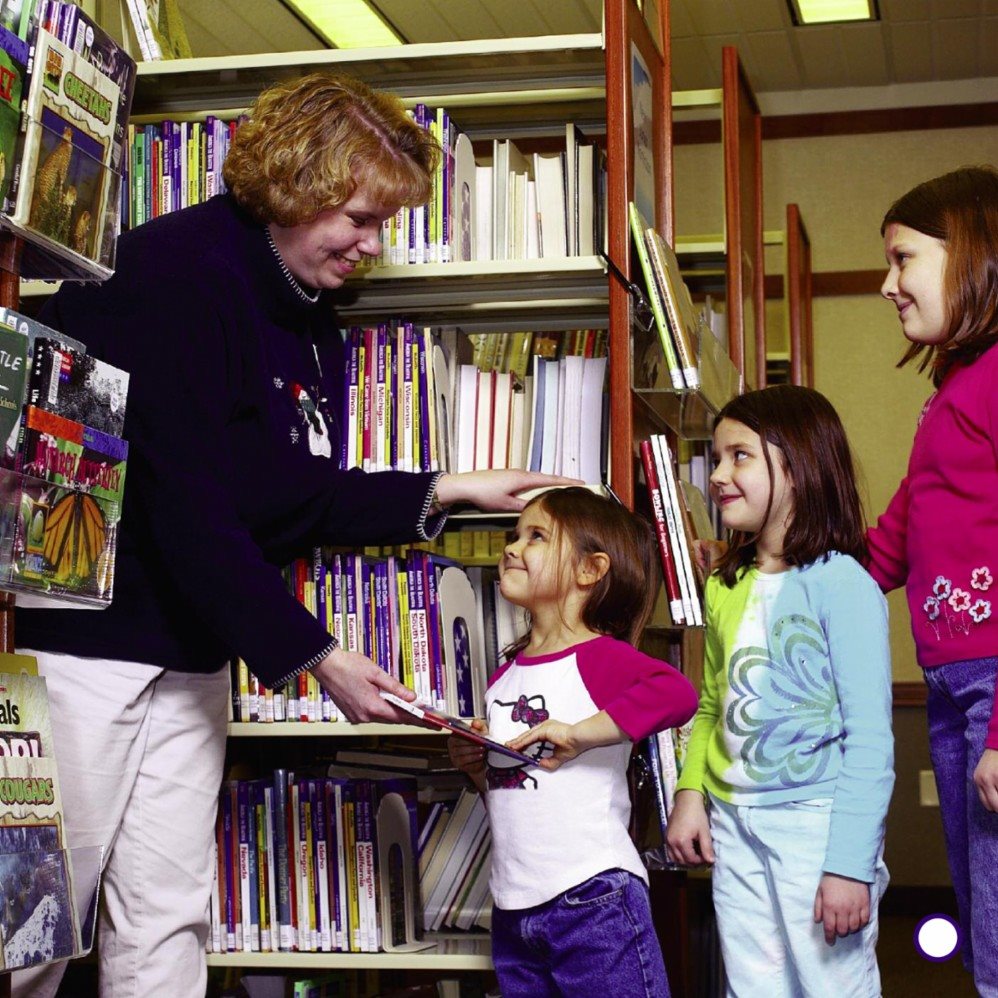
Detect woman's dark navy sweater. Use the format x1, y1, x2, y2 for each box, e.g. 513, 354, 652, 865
15, 194, 439, 686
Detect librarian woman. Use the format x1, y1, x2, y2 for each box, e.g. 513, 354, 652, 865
12, 70, 577, 998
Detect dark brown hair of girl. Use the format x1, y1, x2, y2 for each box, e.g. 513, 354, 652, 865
502, 487, 659, 661
713, 385, 868, 588
881, 165, 998, 387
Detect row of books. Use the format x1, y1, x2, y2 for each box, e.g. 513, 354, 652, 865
210, 771, 422, 955
0, 2, 136, 270
380, 110, 605, 267
124, 116, 242, 229
629, 202, 709, 393
119, 101, 605, 270
468, 328, 608, 377
338, 324, 608, 483
641, 434, 713, 627
232, 550, 526, 726
0, 307, 129, 604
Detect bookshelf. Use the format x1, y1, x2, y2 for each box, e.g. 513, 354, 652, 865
673, 47, 767, 393
124, 2, 747, 993
786, 203, 814, 388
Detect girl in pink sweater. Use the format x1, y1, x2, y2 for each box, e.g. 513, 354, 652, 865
871, 166, 998, 995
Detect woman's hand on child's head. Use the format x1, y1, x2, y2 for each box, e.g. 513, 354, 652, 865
447, 719, 488, 792
813, 874, 870, 945
664, 790, 715, 866
506, 719, 579, 771
973, 748, 998, 812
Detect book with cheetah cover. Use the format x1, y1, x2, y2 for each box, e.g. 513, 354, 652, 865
9, 27, 120, 265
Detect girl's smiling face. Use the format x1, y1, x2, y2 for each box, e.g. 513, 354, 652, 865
499, 503, 572, 613
881, 222, 950, 346
710, 418, 794, 561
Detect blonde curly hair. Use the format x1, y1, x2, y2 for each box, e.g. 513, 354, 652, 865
223, 72, 440, 226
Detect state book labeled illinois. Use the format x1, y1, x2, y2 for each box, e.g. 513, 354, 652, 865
10, 28, 120, 264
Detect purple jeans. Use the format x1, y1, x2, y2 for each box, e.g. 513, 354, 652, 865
491, 869, 670, 997
925, 656, 998, 997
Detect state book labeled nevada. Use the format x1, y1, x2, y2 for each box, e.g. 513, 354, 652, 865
11, 28, 120, 264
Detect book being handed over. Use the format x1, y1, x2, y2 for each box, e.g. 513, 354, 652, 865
379, 691, 538, 766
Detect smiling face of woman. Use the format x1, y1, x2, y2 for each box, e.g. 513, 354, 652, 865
267, 185, 398, 291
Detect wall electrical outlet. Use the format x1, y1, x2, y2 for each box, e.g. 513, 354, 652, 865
919, 769, 940, 807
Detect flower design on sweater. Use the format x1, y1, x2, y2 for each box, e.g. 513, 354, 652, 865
726, 613, 837, 788
922, 570, 991, 638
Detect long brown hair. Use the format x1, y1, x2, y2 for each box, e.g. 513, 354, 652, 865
713, 386, 868, 587
503, 487, 658, 660
881, 166, 998, 386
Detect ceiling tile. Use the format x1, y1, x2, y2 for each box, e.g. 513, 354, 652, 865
795, 27, 847, 88
880, 0, 934, 22
684, 0, 739, 36
885, 20, 935, 82
671, 35, 721, 89
742, 30, 802, 91
839, 22, 890, 86
934, 18, 982, 79
934, 0, 982, 18
375, 0, 460, 42
669, 0, 699, 39
731, 0, 787, 33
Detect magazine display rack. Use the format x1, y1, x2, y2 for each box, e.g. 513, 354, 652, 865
0, 844, 103, 974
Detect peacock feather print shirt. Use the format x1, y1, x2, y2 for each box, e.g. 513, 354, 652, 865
676, 553, 894, 884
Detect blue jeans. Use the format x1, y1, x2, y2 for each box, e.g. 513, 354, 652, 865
491, 869, 670, 997
925, 656, 998, 997
710, 795, 887, 998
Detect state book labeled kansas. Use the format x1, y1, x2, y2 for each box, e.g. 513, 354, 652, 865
10, 28, 120, 264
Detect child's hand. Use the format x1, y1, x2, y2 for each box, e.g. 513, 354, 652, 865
506, 710, 628, 771
665, 790, 715, 866
813, 874, 870, 945
973, 748, 998, 812
447, 719, 488, 793
506, 719, 579, 771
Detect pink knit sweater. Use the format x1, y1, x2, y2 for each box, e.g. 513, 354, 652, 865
867, 343, 998, 748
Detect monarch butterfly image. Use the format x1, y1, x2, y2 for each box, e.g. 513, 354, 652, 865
41, 489, 107, 584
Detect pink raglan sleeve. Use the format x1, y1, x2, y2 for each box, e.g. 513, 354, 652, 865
866, 475, 911, 594
577, 639, 698, 742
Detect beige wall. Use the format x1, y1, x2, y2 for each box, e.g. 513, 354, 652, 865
676, 124, 998, 682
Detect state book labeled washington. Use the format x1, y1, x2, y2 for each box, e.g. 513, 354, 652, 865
10, 28, 120, 264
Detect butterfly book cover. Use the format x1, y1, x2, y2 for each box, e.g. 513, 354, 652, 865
3, 475, 119, 603
9, 26, 120, 265
28, 337, 128, 437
